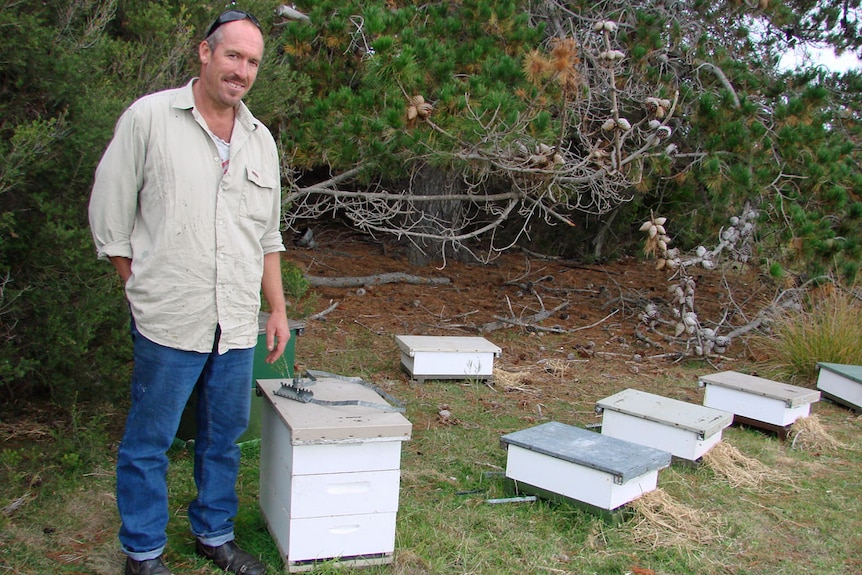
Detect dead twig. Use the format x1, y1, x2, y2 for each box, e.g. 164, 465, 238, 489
306, 300, 339, 321
569, 309, 619, 333
643, 352, 685, 361
353, 319, 385, 336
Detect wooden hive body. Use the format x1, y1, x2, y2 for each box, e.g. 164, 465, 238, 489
596, 388, 733, 461
258, 377, 412, 572
698, 371, 820, 431
501, 421, 671, 511
816, 362, 862, 412
395, 335, 501, 382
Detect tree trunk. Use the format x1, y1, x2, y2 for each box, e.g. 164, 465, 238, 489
406, 164, 468, 266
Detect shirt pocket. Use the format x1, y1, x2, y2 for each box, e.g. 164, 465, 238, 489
240, 166, 278, 225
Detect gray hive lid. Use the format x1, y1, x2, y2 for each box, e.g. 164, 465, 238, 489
596, 388, 733, 438
698, 371, 820, 408
258, 377, 412, 444
395, 335, 501, 357
501, 421, 671, 483
817, 362, 862, 384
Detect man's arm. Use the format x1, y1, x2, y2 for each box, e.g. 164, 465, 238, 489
111, 256, 132, 284
261, 251, 290, 363
89, 107, 143, 264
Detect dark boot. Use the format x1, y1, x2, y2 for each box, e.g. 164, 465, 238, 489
124, 556, 172, 575
195, 540, 266, 575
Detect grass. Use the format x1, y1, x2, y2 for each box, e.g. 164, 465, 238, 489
750, 287, 862, 385
3, 321, 862, 575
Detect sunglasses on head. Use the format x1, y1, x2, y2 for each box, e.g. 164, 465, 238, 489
205, 9, 261, 38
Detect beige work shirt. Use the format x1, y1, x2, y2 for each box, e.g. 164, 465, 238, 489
89, 79, 285, 354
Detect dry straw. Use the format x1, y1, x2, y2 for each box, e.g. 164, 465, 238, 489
493, 367, 527, 388
629, 488, 724, 549
788, 415, 845, 451
492, 368, 541, 395
701, 441, 783, 489
542, 358, 569, 378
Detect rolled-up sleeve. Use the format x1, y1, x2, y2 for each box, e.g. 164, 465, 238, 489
89, 107, 146, 261
261, 139, 285, 256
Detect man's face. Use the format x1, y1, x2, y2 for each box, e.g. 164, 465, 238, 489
198, 19, 264, 110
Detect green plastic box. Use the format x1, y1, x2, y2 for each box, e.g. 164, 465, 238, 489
175, 313, 303, 445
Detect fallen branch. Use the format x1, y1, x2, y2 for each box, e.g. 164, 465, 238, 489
479, 302, 569, 333
306, 300, 339, 321
643, 352, 685, 361
504, 275, 555, 290
306, 272, 451, 288
634, 325, 664, 347
354, 319, 386, 336
2, 492, 31, 516
489, 319, 567, 333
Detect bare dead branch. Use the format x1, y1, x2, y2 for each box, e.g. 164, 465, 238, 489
479, 302, 570, 333
306, 272, 451, 288
694, 60, 741, 108
305, 300, 339, 321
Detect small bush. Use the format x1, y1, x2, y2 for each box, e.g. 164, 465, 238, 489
751, 287, 862, 385
48, 402, 111, 475
281, 261, 310, 302
282, 260, 322, 320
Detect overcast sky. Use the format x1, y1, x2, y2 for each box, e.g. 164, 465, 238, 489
780, 45, 862, 72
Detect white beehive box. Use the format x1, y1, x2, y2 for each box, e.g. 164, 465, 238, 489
501, 421, 671, 511
698, 371, 820, 430
596, 388, 732, 462
816, 362, 862, 412
258, 377, 412, 572
395, 335, 501, 383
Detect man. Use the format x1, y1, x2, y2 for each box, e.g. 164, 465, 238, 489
89, 10, 288, 575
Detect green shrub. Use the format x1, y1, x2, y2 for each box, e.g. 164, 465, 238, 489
282, 261, 310, 302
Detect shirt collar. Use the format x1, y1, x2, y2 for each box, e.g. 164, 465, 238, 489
175, 78, 259, 132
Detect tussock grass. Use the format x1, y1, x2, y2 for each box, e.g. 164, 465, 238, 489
751, 287, 862, 384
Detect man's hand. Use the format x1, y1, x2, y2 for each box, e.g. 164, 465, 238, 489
261, 252, 290, 363
264, 309, 290, 364
110, 256, 132, 284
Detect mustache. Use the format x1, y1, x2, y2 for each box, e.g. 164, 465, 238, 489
224, 75, 247, 87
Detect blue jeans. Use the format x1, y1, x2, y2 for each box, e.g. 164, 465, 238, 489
117, 322, 254, 560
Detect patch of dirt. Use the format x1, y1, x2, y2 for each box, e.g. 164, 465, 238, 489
285, 227, 771, 407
